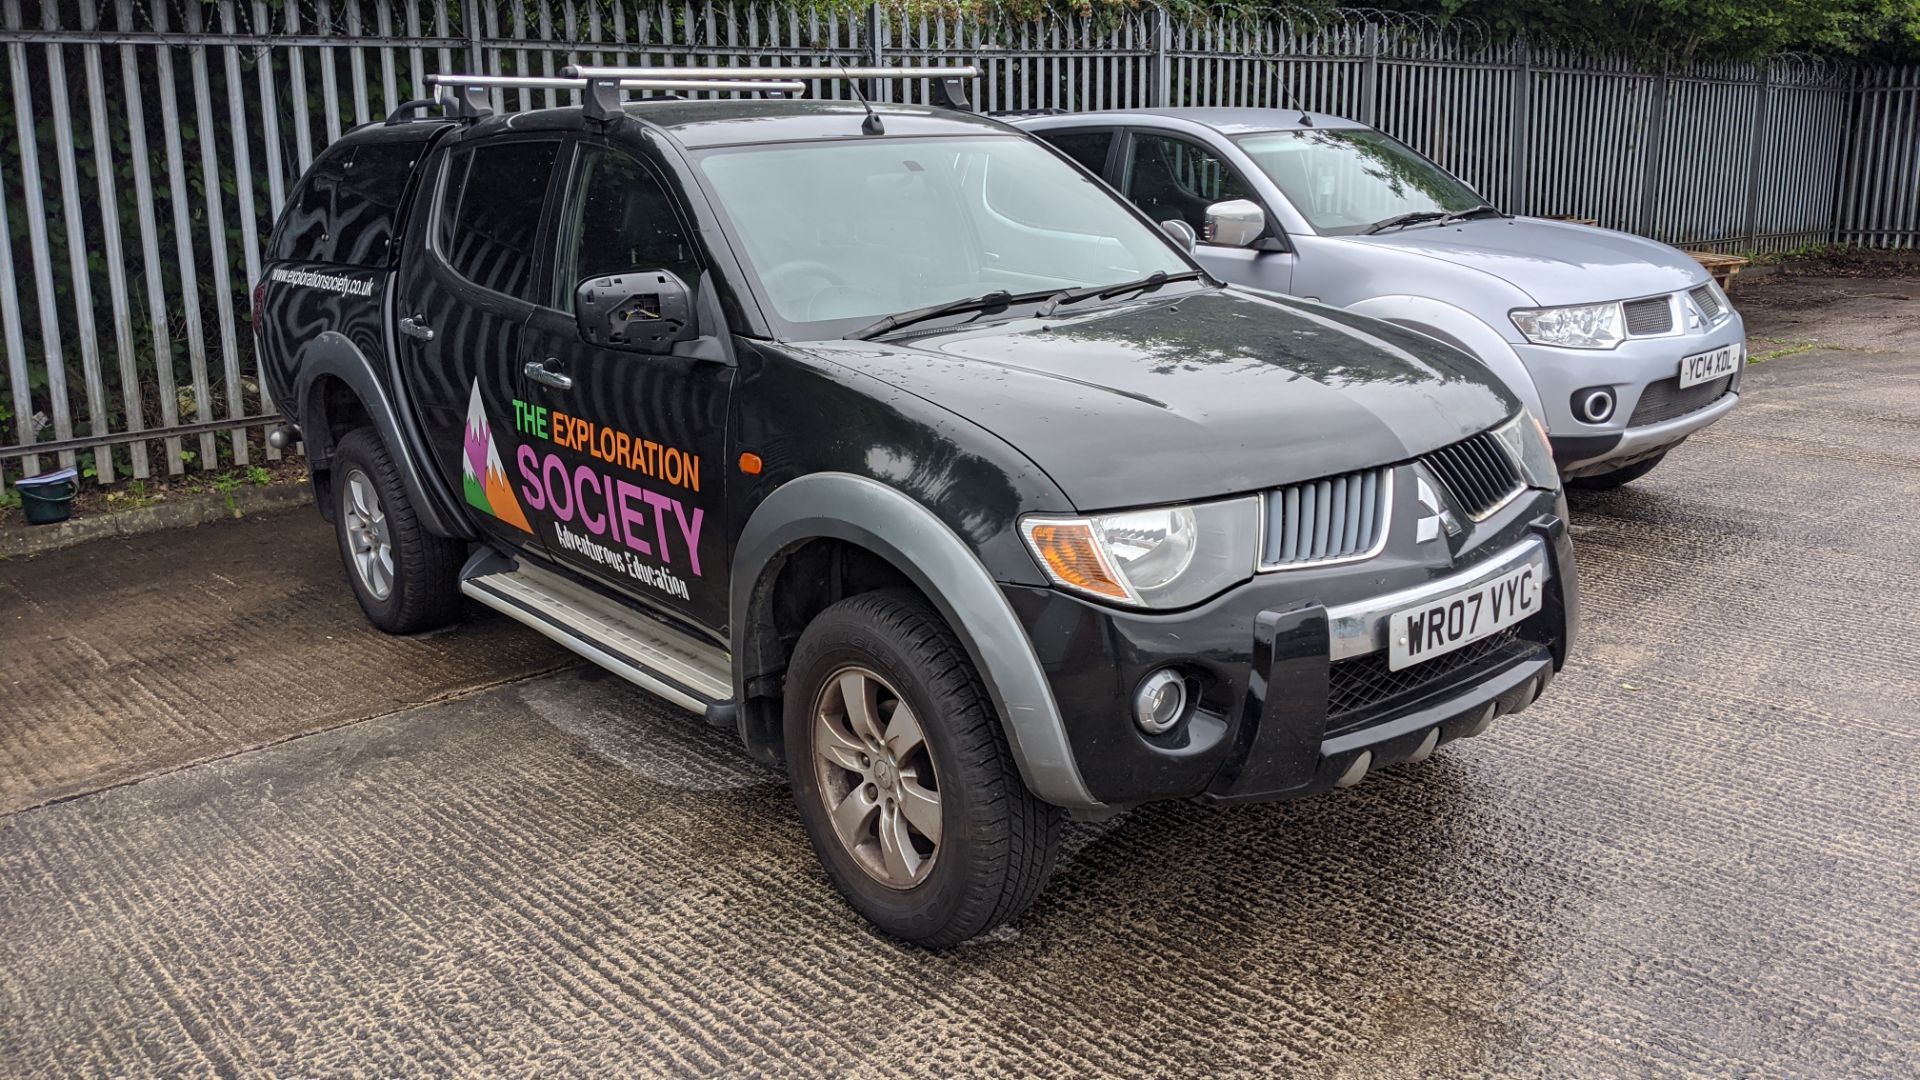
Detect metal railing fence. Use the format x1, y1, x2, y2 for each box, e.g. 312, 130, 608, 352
1, 0, 1916, 486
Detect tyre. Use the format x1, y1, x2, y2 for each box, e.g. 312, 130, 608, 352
331, 427, 465, 634
1567, 450, 1666, 491
784, 589, 1063, 946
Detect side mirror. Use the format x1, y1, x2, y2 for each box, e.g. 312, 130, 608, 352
1204, 199, 1266, 248
1159, 219, 1198, 253
575, 269, 697, 354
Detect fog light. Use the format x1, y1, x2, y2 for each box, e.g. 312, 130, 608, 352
1133, 669, 1187, 735
1572, 387, 1616, 424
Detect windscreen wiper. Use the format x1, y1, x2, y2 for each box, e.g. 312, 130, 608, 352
1365, 211, 1448, 234
1039, 269, 1203, 317
1434, 204, 1505, 227
847, 289, 1039, 341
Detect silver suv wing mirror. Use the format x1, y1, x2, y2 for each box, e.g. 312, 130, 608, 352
1159, 219, 1198, 253
1204, 199, 1266, 248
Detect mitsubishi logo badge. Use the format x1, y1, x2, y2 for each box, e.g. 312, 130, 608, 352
1416, 477, 1461, 544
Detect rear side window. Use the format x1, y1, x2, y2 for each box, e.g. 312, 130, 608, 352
1045, 130, 1114, 177
439, 140, 560, 301
269, 139, 424, 267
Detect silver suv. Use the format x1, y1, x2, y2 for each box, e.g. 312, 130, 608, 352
1015, 108, 1744, 488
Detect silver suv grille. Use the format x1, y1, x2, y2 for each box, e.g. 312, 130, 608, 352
1261, 467, 1391, 570
1689, 284, 1724, 321
1420, 431, 1524, 520
1623, 296, 1674, 335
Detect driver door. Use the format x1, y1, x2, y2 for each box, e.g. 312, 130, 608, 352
516, 138, 734, 635
1120, 130, 1294, 295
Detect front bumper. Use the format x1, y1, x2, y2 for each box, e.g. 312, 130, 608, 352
1003, 496, 1579, 806
1515, 315, 1745, 474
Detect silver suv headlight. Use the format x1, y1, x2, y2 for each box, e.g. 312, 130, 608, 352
1491, 411, 1560, 490
1511, 302, 1624, 349
1021, 497, 1262, 610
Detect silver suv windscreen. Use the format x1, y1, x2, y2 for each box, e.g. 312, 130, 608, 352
1235, 129, 1486, 236
696, 135, 1191, 338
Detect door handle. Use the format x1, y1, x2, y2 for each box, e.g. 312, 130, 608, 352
524, 358, 573, 391
398, 315, 434, 341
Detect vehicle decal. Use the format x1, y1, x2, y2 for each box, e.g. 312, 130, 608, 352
508, 398, 706, 583
462, 382, 534, 532
268, 266, 376, 298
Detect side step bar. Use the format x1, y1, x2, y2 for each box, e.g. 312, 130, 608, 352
460, 550, 736, 723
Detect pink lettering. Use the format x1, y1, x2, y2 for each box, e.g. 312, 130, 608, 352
574, 465, 606, 536
542, 455, 573, 521
613, 480, 653, 557
516, 444, 546, 511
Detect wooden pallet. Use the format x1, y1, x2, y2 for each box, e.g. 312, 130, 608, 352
1687, 251, 1750, 287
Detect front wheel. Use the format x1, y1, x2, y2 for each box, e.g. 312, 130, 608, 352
1567, 450, 1666, 491
784, 590, 1062, 947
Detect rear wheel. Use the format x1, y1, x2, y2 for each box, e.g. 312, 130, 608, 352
331, 427, 464, 634
784, 590, 1062, 947
1568, 450, 1666, 490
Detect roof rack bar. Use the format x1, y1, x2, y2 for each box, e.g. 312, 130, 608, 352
423, 73, 807, 93
559, 64, 981, 81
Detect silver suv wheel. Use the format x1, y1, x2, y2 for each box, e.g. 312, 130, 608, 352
341, 468, 394, 600
810, 665, 943, 889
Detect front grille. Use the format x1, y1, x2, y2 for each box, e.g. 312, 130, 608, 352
1629, 373, 1735, 426
1262, 467, 1390, 569
1419, 431, 1524, 519
1623, 296, 1674, 336
1326, 623, 1540, 729
1689, 284, 1724, 321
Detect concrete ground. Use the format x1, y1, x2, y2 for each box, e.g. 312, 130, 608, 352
2, 275, 1917, 1077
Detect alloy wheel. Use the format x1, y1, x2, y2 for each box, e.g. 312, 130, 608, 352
342, 468, 394, 600
811, 666, 944, 889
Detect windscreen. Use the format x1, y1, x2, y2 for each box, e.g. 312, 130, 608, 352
697, 135, 1189, 336
1235, 129, 1486, 235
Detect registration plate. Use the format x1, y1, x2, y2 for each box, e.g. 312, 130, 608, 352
1677, 344, 1740, 389
1388, 560, 1543, 671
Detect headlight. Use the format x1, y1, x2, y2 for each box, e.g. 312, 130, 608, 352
1490, 411, 1560, 490
1511, 302, 1624, 349
1021, 497, 1261, 609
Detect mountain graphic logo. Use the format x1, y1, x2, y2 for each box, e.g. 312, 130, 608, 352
462, 382, 532, 533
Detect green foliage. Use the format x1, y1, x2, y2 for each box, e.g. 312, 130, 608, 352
247, 465, 272, 487
1373, 0, 1920, 61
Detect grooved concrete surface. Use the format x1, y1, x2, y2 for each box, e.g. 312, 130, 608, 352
2, 277, 1917, 1077
0, 512, 574, 812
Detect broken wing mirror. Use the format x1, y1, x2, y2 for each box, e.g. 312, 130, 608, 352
574, 269, 697, 355
1204, 199, 1267, 248
1160, 219, 1198, 253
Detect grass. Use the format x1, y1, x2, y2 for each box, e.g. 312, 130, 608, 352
1748, 341, 1821, 364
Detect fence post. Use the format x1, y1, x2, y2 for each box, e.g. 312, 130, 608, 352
1361, 21, 1380, 127
1741, 62, 1773, 252
1509, 37, 1530, 216
1636, 61, 1670, 238
463, 0, 481, 72
1153, 5, 1170, 108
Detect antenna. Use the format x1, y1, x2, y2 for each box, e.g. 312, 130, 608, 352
843, 67, 884, 135
1261, 59, 1313, 126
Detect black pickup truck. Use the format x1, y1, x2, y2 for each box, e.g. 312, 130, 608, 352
256, 67, 1579, 946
